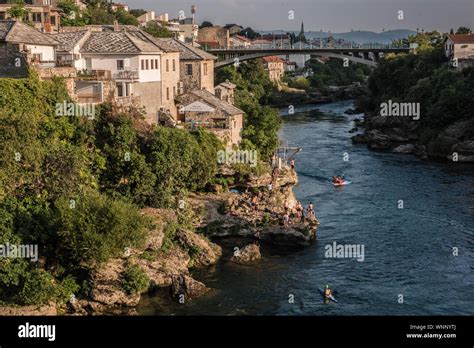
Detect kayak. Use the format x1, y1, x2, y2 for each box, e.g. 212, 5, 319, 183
318, 288, 338, 303
333, 180, 351, 187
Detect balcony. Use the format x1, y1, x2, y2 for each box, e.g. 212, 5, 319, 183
77, 69, 112, 81
113, 70, 139, 81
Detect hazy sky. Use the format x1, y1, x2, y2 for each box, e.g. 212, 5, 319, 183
125, 0, 473, 32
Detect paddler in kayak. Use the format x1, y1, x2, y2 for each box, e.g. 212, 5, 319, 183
324, 285, 332, 299
332, 176, 344, 185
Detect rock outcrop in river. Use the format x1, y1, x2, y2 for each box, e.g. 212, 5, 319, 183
351, 113, 474, 162
190, 165, 319, 247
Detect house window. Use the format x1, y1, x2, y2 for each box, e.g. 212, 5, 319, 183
173, 86, 176, 98
166, 59, 169, 72
172, 59, 176, 71
0, 12, 5, 20
116, 83, 124, 97
166, 87, 170, 100
155, 59, 159, 70
186, 64, 193, 76
203, 63, 208, 76
145, 60, 149, 70
50, 15, 56, 25
32, 13, 42, 22
150, 59, 154, 69
141, 60, 145, 70
117, 60, 124, 70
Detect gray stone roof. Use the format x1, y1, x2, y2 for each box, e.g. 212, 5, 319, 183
176, 89, 243, 117
216, 81, 237, 90
152, 38, 217, 60
54, 24, 215, 60
80, 31, 161, 54
50, 30, 89, 52
0, 20, 57, 46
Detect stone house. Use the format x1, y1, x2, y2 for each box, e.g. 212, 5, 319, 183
175, 88, 243, 146
198, 26, 230, 49
214, 80, 236, 105
0, 20, 57, 77
152, 38, 217, 94
52, 26, 165, 123
0, 0, 60, 33
262, 56, 285, 82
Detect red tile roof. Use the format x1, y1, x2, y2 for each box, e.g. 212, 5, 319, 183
447, 34, 474, 44
262, 56, 285, 63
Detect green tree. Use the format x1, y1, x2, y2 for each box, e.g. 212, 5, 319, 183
57, 0, 88, 26
6, 0, 30, 21
216, 60, 282, 158
129, 9, 147, 18
114, 8, 138, 26
456, 26, 472, 34
200, 21, 213, 28
239, 27, 261, 39
143, 21, 174, 38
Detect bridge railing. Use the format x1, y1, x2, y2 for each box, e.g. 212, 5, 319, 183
208, 42, 410, 51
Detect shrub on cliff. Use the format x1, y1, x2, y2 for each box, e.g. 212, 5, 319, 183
120, 264, 150, 295
50, 191, 149, 268
94, 108, 156, 207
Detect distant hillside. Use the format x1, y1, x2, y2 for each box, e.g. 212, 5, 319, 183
260, 29, 417, 44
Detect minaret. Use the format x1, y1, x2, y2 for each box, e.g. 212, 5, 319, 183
191, 5, 196, 25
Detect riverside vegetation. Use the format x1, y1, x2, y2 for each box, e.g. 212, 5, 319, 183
354, 29, 474, 161
0, 63, 287, 314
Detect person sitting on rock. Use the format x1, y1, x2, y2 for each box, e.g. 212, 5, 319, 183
307, 202, 315, 220
283, 213, 290, 229
290, 159, 295, 170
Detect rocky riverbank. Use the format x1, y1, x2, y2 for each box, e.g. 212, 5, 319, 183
0, 164, 316, 316
350, 110, 474, 162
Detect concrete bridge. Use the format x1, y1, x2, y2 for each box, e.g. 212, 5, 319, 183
207, 47, 410, 68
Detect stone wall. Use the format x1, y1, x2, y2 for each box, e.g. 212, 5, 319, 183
198, 27, 230, 48
180, 59, 215, 94
36, 66, 77, 99
132, 81, 162, 124
0, 43, 28, 78
161, 51, 180, 119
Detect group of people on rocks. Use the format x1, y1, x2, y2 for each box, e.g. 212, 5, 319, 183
282, 201, 317, 229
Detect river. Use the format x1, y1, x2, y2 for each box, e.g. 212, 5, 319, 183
137, 100, 474, 316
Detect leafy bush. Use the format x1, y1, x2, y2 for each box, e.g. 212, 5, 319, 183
147, 128, 221, 207
120, 264, 149, 295
51, 191, 149, 268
